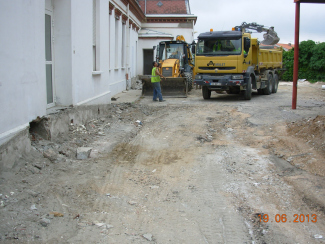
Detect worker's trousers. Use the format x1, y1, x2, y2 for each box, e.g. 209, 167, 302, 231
152, 82, 163, 101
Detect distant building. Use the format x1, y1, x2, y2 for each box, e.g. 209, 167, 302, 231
138, 0, 197, 74
275, 43, 294, 51
260, 43, 294, 51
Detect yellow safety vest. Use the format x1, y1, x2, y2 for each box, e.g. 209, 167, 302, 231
151, 67, 160, 83
213, 43, 221, 52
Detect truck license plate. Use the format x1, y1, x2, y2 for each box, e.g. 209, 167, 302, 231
210, 82, 219, 86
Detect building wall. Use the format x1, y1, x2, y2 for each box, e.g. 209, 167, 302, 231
142, 22, 195, 42
0, 0, 194, 145
54, 0, 73, 105
0, 1, 47, 143
138, 39, 161, 74
70, 0, 111, 106
0, 0, 142, 145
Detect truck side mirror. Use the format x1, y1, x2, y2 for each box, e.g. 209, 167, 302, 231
191, 45, 195, 54
244, 37, 251, 55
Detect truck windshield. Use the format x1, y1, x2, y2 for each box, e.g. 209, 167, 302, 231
159, 43, 184, 65
196, 38, 242, 56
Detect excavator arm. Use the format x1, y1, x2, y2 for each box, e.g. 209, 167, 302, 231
234, 22, 280, 45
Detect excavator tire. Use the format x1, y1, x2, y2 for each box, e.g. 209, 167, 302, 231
184, 72, 193, 92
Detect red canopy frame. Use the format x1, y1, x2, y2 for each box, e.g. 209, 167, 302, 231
292, 0, 325, 109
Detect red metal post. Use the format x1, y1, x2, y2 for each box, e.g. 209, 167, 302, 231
292, 2, 300, 109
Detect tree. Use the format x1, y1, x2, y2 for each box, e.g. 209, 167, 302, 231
310, 42, 325, 71
281, 49, 294, 81
280, 40, 325, 82
299, 40, 315, 67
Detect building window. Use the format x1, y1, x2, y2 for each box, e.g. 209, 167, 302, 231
45, 1, 55, 108
115, 16, 119, 68
109, 3, 114, 70
122, 23, 125, 67
92, 0, 99, 71
108, 10, 111, 69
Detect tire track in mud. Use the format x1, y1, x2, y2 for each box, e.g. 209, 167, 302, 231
131, 106, 252, 243
89, 105, 210, 242
79, 106, 195, 242
103, 106, 247, 243
187, 149, 251, 244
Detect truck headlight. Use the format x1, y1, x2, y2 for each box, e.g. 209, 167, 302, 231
232, 75, 243, 80
196, 75, 202, 80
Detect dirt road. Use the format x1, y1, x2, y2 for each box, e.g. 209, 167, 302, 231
1, 81, 325, 243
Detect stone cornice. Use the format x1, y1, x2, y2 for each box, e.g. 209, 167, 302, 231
139, 36, 173, 40
110, 0, 145, 26
109, 2, 114, 15
127, 0, 146, 22
146, 16, 197, 25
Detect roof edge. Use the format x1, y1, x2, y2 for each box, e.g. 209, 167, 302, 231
146, 14, 197, 18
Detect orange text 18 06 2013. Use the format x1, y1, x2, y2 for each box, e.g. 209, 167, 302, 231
258, 214, 317, 223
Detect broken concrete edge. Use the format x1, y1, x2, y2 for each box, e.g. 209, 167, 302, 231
0, 104, 117, 170
0, 128, 32, 170
33, 104, 114, 141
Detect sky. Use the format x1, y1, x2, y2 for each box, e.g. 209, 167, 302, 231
189, 0, 325, 44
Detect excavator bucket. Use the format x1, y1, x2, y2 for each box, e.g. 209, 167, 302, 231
261, 32, 280, 45
140, 75, 188, 98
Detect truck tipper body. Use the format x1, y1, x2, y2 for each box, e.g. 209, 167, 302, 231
193, 29, 283, 100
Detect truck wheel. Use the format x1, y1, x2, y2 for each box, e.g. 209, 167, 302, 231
263, 74, 273, 95
184, 72, 193, 91
272, 74, 279, 93
226, 90, 234, 94
227, 87, 240, 94
257, 89, 264, 95
202, 86, 211, 99
243, 77, 252, 100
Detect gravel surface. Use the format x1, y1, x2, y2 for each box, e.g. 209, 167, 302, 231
0, 81, 325, 243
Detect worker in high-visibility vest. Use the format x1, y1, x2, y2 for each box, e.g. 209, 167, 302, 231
212, 41, 221, 52
151, 61, 166, 102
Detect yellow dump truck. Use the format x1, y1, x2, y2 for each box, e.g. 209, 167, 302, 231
193, 22, 283, 100
141, 35, 195, 97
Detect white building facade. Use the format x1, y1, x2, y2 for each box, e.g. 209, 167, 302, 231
0, 0, 144, 144
0, 0, 197, 146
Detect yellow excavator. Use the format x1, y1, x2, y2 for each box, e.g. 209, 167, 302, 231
140, 35, 195, 97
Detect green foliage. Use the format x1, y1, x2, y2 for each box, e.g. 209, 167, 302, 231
281, 40, 325, 82
310, 42, 325, 71
281, 49, 294, 81
299, 40, 315, 67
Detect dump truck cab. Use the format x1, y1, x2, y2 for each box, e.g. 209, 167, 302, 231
194, 30, 252, 77
194, 27, 282, 100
